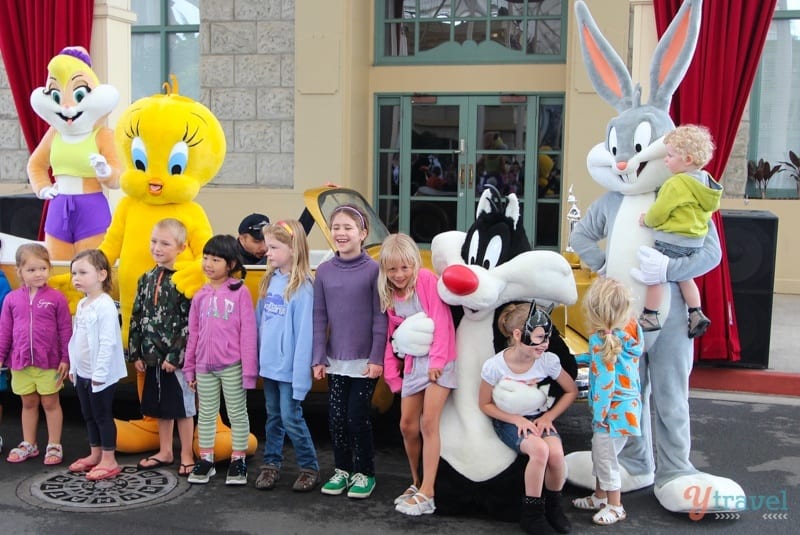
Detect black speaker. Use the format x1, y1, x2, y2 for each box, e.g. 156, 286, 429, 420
0, 194, 45, 240
720, 209, 778, 368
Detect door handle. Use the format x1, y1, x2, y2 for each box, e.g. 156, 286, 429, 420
468, 163, 474, 188
459, 164, 465, 188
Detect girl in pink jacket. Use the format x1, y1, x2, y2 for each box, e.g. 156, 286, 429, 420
184, 235, 258, 486
0, 244, 71, 465
379, 233, 457, 516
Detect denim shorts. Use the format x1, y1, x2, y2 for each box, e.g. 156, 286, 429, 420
492, 416, 560, 453
654, 240, 700, 259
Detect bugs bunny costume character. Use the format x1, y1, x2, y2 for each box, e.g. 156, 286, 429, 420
565, 0, 744, 514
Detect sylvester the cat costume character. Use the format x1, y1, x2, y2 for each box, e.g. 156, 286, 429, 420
390, 186, 577, 520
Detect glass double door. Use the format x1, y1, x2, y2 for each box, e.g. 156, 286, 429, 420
375, 94, 564, 249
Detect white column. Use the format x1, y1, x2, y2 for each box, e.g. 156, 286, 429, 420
92, 0, 136, 209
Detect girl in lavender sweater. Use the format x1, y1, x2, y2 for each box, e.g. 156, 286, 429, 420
312, 204, 387, 499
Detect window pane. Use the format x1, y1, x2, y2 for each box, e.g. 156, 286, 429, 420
132, 0, 161, 25
378, 152, 400, 196
490, 19, 523, 51
377, 0, 565, 63
539, 102, 563, 150
168, 32, 200, 100
131, 33, 163, 100
384, 0, 417, 19
453, 20, 488, 45
168, 0, 200, 25
526, 0, 563, 17
420, 21, 453, 51
537, 153, 561, 198
453, 1, 479, 18
378, 104, 401, 149
536, 202, 559, 247
754, 17, 800, 194
526, 19, 562, 55
384, 22, 415, 56
412, 105, 460, 151
378, 198, 400, 234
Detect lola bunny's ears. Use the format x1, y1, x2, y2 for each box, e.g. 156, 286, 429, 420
574, 0, 702, 113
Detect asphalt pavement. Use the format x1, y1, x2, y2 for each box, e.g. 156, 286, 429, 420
0, 387, 797, 535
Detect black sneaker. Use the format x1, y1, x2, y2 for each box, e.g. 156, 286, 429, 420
226, 458, 247, 486
188, 459, 216, 484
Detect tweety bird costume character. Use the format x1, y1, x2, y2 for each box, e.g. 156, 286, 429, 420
106, 78, 256, 458
27, 46, 121, 260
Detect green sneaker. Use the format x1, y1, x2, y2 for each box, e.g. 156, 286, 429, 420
347, 472, 376, 499
320, 468, 350, 495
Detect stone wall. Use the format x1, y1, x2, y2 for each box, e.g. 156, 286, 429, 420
201, 0, 295, 188
0, 50, 29, 185
0, 0, 296, 190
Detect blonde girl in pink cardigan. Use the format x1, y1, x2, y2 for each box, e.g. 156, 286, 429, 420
379, 233, 457, 516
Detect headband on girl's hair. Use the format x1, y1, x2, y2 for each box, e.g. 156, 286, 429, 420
277, 220, 293, 236
332, 205, 366, 230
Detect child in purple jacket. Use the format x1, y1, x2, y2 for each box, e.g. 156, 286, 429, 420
0, 244, 71, 465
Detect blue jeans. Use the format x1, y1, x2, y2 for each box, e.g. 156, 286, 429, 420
263, 378, 319, 471
492, 416, 560, 453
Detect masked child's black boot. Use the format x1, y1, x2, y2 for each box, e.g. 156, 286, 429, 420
520, 496, 555, 535
544, 488, 572, 533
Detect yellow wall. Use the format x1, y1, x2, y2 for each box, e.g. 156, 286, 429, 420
4, 0, 798, 293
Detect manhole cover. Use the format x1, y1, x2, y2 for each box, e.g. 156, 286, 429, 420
19, 466, 188, 512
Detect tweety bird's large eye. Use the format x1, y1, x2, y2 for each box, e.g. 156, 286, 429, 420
131, 137, 148, 172
168, 141, 188, 175
73, 86, 90, 103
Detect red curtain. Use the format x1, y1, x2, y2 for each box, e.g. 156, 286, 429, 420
654, 0, 777, 361
0, 0, 95, 237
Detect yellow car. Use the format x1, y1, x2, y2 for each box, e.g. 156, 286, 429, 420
1, 185, 588, 409
244, 185, 411, 414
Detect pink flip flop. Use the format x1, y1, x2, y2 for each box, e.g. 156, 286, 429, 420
68, 458, 98, 473
86, 465, 122, 481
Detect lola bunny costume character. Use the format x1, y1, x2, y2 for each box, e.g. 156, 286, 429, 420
565, 0, 744, 514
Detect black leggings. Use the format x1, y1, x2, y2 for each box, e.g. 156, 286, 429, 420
75, 375, 117, 450
327, 374, 377, 476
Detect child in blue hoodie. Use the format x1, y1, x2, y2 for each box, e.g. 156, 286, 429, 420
254, 220, 319, 492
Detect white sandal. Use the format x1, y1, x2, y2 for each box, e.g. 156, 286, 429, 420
393, 484, 419, 505
572, 493, 607, 510
395, 492, 436, 516
593, 504, 627, 525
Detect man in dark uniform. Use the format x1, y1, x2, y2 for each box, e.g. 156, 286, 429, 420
237, 213, 269, 265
